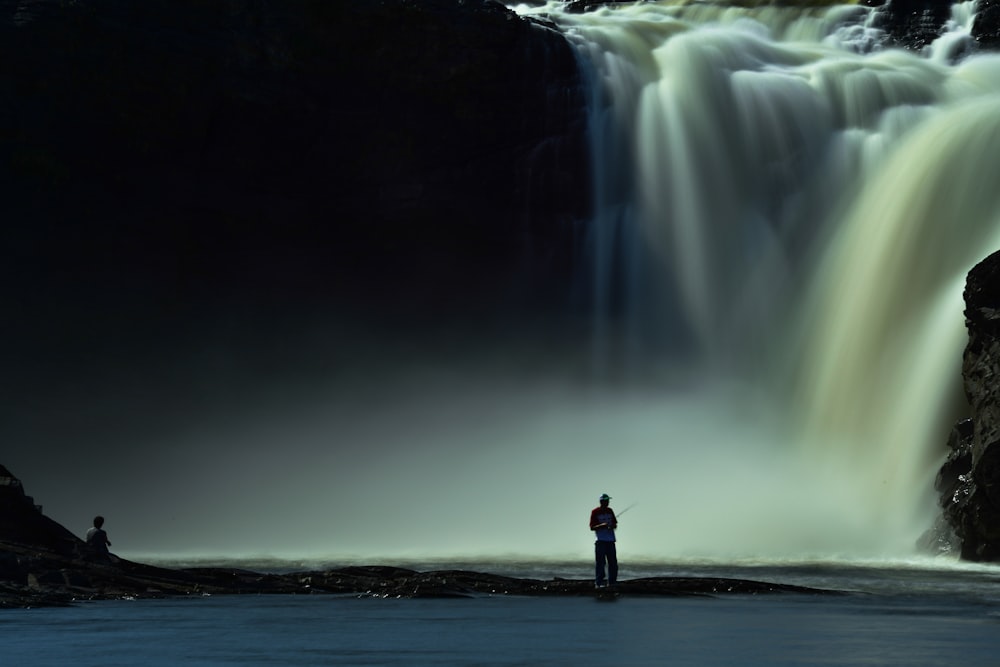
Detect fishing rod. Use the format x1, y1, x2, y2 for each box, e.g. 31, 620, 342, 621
616, 502, 637, 518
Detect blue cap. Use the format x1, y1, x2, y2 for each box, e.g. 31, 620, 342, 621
599, 493, 611, 501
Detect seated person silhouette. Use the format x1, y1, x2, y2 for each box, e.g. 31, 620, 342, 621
85, 515, 113, 561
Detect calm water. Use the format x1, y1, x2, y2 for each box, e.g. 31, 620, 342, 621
4, 562, 1000, 666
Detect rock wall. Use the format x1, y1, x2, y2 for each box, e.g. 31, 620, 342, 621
974, 0, 1000, 49
2, 0, 590, 234
931, 251, 1000, 561
0, 0, 591, 409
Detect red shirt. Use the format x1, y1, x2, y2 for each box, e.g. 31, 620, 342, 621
590, 505, 617, 541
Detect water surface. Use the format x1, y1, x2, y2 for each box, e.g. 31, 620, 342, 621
6, 562, 1000, 666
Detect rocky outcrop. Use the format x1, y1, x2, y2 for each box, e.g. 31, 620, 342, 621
867, 0, 952, 51
0, 465, 839, 607
973, 0, 1000, 50
284, 567, 832, 598
868, 0, 999, 53
0, 548, 837, 608
0, 465, 81, 555
929, 251, 1000, 561
564, 0, 638, 14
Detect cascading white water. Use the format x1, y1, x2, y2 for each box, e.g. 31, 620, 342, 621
515, 0, 1000, 558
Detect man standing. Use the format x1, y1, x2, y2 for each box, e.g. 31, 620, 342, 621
590, 493, 618, 587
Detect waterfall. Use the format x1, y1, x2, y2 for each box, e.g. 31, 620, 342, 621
514, 1, 1000, 558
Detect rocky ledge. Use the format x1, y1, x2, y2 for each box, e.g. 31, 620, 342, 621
926, 250, 1000, 561
0, 553, 837, 608
0, 466, 836, 607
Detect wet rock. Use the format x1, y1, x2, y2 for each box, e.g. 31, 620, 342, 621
870, 0, 950, 51
302, 569, 834, 599
935, 419, 974, 509
564, 0, 640, 14
930, 251, 1000, 561
0, 546, 842, 608
973, 0, 1000, 50
865, 0, 1000, 54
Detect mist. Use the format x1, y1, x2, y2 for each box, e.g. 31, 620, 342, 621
5, 328, 942, 562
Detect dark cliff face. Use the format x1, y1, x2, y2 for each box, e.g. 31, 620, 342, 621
973, 0, 1000, 49
931, 251, 1000, 561
2, 0, 589, 304
0, 0, 590, 424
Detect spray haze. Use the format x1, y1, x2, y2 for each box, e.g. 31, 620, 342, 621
78, 356, 897, 561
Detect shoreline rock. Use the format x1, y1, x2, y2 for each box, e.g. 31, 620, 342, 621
0, 549, 840, 608
0, 466, 839, 608
928, 250, 1000, 561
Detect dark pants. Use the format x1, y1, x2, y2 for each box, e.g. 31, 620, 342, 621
595, 540, 617, 586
